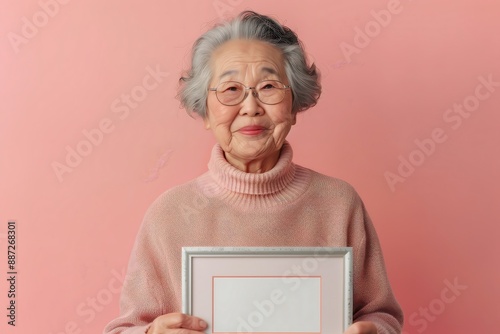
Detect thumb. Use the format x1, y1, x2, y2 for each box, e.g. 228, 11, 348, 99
173, 313, 207, 330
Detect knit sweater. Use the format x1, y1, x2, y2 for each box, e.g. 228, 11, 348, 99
103, 142, 403, 334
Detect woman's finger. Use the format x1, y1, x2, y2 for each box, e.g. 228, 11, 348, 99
156, 313, 207, 330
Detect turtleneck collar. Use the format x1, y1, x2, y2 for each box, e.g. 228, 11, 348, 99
208, 141, 295, 195
200, 141, 311, 209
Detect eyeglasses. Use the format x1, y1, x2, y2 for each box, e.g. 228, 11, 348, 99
208, 80, 291, 106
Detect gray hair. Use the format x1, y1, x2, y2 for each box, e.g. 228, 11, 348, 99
178, 11, 321, 117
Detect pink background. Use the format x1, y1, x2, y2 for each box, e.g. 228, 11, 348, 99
1, 0, 499, 333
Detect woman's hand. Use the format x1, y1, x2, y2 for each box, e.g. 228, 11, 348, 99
147, 313, 207, 334
343, 321, 378, 334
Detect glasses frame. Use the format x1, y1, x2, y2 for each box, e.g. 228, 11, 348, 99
208, 80, 291, 106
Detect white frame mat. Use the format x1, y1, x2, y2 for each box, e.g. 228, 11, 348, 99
182, 247, 352, 334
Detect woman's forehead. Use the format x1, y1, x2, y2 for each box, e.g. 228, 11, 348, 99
211, 39, 285, 77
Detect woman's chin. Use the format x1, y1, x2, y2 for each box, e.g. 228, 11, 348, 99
230, 140, 274, 157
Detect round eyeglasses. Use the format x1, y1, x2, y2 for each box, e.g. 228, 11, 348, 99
208, 80, 291, 106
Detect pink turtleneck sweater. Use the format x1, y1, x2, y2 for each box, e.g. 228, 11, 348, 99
103, 142, 403, 334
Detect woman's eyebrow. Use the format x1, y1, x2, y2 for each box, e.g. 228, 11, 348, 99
218, 67, 279, 80
260, 67, 278, 75
219, 70, 238, 79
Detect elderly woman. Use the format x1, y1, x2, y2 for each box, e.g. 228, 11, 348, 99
104, 11, 403, 334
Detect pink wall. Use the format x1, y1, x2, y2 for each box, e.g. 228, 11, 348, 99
1, 0, 499, 333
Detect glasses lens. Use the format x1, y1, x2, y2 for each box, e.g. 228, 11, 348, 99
256, 80, 286, 104
216, 81, 245, 105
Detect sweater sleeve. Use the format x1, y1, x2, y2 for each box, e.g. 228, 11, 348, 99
350, 199, 404, 334
103, 211, 171, 334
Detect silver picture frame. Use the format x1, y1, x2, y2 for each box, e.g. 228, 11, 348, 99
182, 247, 353, 334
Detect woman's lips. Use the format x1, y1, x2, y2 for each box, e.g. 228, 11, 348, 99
238, 125, 266, 135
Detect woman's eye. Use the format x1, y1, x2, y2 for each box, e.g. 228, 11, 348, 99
261, 83, 275, 90
220, 85, 239, 93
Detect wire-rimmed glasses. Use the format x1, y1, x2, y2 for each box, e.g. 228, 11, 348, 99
208, 80, 291, 106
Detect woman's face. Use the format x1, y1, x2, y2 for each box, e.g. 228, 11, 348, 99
204, 39, 295, 172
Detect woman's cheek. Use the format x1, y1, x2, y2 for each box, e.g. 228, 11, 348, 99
274, 124, 291, 140
216, 124, 233, 146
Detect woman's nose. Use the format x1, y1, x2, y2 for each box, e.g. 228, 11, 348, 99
239, 89, 264, 116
